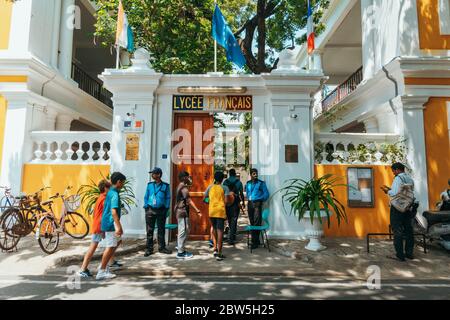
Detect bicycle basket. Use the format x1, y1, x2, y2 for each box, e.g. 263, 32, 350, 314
65, 195, 81, 211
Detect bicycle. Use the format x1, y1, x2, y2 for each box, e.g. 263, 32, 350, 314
0, 187, 49, 252
36, 186, 90, 254
0, 186, 16, 214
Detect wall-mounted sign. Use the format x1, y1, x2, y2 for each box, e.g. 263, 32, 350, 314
347, 167, 374, 208
285, 145, 299, 163
172, 95, 252, 112
125, 134, 140, 161
122, 120, 144, 133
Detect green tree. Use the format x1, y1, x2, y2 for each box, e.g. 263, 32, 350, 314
93, 0, 329, 74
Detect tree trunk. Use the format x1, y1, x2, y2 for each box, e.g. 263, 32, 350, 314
256, 0, 267, 74
235, 0, 281, 74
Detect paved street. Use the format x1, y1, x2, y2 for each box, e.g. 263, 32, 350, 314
0, 274, 449, 300
0, 233, 449, 300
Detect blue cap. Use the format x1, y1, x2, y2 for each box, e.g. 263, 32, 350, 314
149, 167, 162, 175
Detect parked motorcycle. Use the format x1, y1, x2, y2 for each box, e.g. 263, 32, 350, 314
415, 204, 450, 251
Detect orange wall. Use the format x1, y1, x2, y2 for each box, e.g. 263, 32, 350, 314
315, 165, 394, 238
405, 78, 450, 86
0, 0, 13, 49
423, 98, 450, 207
21, 164, 111, 228
417, 0, 450, 50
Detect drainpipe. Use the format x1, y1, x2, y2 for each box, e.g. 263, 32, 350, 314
381, 56, 401, 115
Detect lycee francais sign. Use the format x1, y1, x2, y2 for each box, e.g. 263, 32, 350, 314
172, 95, 252, 112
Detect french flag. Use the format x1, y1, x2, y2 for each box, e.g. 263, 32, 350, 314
307, 0, 315, 55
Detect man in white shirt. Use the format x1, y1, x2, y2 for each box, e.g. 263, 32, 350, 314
439, 179, 450, 210
381, 163, 415, 261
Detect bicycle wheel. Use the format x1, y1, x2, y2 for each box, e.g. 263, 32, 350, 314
64, 212, 89, 239
37, 216, 59, 254
0, 196, 14, 214
23, 207, 43, 235
0, 208, 22, 251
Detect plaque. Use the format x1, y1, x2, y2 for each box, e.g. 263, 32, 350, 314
125, 134, 140, 161
285, 145, 299, 163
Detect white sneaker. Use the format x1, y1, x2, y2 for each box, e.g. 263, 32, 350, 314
96, 269, 116, 281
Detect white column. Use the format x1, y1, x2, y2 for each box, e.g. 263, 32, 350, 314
51, 0, 62, 69
0, 93, 33, 195
56, 114, 74, 131
45, 109, 58, 131
100, 49, 163, 238
400, 96, 430, 211
58, 0, 75, 79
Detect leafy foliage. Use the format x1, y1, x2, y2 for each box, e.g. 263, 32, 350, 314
278, 174, 348, 228
77, 172, 137, 215
93, 0, 329, 74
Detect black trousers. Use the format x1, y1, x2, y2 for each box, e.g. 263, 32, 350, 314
248, 201, 262, 245
226, 203, 240, 242
390, 206, 414, 258
145, 207, 167, 251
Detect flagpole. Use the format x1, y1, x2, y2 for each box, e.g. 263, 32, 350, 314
214, 0, 217, 72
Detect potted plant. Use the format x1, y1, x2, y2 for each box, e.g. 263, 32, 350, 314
77, 172, 137, 216
280, 174, 348, 251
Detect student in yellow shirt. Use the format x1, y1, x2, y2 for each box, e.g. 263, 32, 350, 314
204, 171, 230, 261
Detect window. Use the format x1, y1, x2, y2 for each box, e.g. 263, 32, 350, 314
439, 0, 450, 35
347, 167, 374, 208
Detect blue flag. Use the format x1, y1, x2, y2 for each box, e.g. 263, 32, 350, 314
212, 5, 246, 68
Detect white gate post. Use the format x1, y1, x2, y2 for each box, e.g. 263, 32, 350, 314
260, 49, 326, 239
100, 49, 163, 238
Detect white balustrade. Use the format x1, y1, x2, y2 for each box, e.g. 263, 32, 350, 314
314, 133, 404, 165
29, 131, 112, 164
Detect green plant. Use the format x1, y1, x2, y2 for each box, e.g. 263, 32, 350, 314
279, 174, 348, 228
77, 172, 137, 215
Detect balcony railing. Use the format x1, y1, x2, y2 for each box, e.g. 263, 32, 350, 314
30, 131, 112, 164
71, 62, 113, 108
321, 66, 363, 113
314, 132, 404, 165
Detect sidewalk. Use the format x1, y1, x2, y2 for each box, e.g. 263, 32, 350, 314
1, 234, 449, 280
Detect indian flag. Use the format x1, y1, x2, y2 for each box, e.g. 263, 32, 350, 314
115, 0, 134, 52
307, 0, 315, 55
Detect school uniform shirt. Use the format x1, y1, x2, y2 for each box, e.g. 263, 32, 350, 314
144, 181, 170, 209
101, 187, 121, 232
204, 184, 229, 219
245, 179, 269, 202
91, 193, 106, 234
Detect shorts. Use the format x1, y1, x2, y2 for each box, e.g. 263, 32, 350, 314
91, 233, 103, 243
103, 232, 121, 248
210, 218, 225, 231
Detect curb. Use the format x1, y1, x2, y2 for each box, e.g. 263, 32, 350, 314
92, 270, 363, 279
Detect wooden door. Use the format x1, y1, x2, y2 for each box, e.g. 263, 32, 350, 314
172, 113, 214, 240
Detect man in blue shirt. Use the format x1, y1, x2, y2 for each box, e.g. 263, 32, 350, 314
144, 167, 172, 256
245, 168, 269, 249
97, 172, 126, 280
